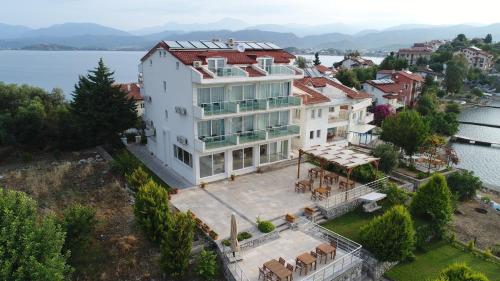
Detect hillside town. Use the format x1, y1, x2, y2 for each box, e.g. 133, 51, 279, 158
1, 26, 500, 281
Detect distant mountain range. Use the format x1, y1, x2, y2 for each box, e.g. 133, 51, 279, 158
1, 21, 499, 52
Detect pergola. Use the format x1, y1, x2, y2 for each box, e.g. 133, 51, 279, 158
297, 144, 380, 187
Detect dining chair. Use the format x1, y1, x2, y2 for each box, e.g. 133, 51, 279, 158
279, 257, 286, 265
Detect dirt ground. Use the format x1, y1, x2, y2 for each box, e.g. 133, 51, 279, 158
0, 149, 162, 281
452, 191, 500, 251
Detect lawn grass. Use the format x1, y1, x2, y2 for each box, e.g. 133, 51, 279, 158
386, 241, 500, 281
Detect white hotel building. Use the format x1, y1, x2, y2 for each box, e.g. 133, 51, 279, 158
139, 40, 304, 185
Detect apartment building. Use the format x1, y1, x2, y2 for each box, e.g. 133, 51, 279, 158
139, 40, 304, 185
366, 70, 424, 107
292, 76, 374, 148
397, 45, 433, 66
458, 46, 494, 71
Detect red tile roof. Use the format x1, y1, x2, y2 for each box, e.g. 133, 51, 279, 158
298, 77, 371, 99
118, 83, 142, 101
196, 68, 213, 79
293, 81, 330, 105
398, 46, 433, 53
394, 71, 424, 82
366, 80, 403, 94
244, 66, 265, 77
140, 41, 295, 65
314, 64, 331, 73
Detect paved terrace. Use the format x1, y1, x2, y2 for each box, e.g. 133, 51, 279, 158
171, 163, 361, 238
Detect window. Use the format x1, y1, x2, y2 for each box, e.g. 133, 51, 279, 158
176, 62, 180, 70
163, 81, 167, 92
260, 140, 288, 164
294, 109, 301, 119
256, 111, 289, 129
318, 109, 322, 118
230, 84, 256, 101
329, 107, 335, 113
198, 119, 225, 138
197, 87, 225, 105
316, 130, 321, 138
310, 131, 314, 139
258, 82, 289, 99
165, 109, 168, 119
311, 109, 315, 119
199, 152, 225, 178
149, 59, 152, 66
174, 145, 192, 168
231, 116, 254, 133
257, 57, 273, 72
232, 147, 253, 170
207, 58, 225, 73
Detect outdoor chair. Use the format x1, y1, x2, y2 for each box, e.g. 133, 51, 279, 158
295, 259, 305, 275
258, 267, 268, 280
294, 182, 304, 193
330, 240, 337, 248
310, 190, 318, 201
310, 251, 318, 258
279, 257, 286, 265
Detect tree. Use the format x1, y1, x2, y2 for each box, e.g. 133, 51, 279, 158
445, 102, 461, 114
335, 69, 361, 89
352, 66, 378, 84
296, 56, 307, 69
445, 55, 468, 94
471, 88, 483, 97
433, 263, 489, 281
484, 34, 493, 44
359, 205, 415, 262
417, 92, 439, 116
126, 166, 151, 192
195, 250, 218, 281
313, 52, 321, 66
411, 174, 453, 238
379, 52, 409, 70
0, 189, 71, 280
373, 143, 400, 173
427, 112, 459, 136
71, 59, 137, 147
380, 182, 410, 206
447, 170, 483, 201
373, 104, 393, 126
160, 211, 195, 278
422, 134, 446, 174
381, 110, 429, 159
59, 204, 97, 264
134, 179, 171, 243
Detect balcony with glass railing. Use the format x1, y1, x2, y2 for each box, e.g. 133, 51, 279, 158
238, 99, 268, 112
267, 124, 300, 139
210, 66, 247, 77
268, 96, 301, 109
265, 65, 295, 75
238, 130, 267, 144
198, 134, 238, 150
198, 102, 238, 116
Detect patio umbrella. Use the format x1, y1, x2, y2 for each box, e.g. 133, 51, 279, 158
230, 213, 240, 256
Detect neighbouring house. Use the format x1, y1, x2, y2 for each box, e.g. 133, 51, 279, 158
335, 55, 375, 69
292, 76, 374, 148
118, 83, 144, 116
139, 39, 304, 185
365, 70, 424, 107
397, 44, 433, 66
302, 64, 336, 79
458, 46, 494, 71
314, 64, 335, 77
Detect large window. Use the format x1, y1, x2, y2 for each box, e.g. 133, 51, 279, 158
259, 140, 288, 164
198, 119, 225, 138
257, 57, 273, 72
256, 111, 289, 130
230, 84, 256, 101
258, 82, 290, 99
207, 58, 225, 73
174, 145, 192, 168
197, 87, 225, 105
231, 116, 254, 133
232, 147, 253, 170
200, 152, 225, 178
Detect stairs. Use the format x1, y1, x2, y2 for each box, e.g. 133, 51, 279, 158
304, 205, 328, 224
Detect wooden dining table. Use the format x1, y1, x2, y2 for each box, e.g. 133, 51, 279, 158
297, 179, 313, 192
263, 259, 292, 281
308, 167, 322, 178
323, 173, 339, 184
316, 243, 337, 263
315, 187, 330, 198
297, 252, 317, 275
339, 179, 355, 191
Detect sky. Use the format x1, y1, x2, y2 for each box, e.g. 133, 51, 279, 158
3, 0, 500, 30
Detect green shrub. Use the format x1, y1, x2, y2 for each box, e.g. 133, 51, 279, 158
411, 174, 453, 238
381, 182, 411, 206
373, 143, 400, 173
467, 240, 475, 252
134, 179, 171, 243
222, 239, 231, 246
415, 224, 433, 251
360, 205, 416, 262
257, 218, 275, 233
491, 245, 500, 258
417, 171, 426, 179
60, 203, 97, 260
237, 231, 252, 241
110, 150, 141, 176
447, 170, 482, 201
125, 166, 151, 192
433, 263, 490, 281
352, 164, 382, 183
195, 249, 218, 281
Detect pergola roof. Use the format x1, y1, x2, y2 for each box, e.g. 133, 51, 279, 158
302, 144, 379, 170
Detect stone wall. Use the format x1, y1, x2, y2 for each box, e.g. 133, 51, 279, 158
332, 261, 363, 281
360, 249, 397, 281
319, 199, 363, 219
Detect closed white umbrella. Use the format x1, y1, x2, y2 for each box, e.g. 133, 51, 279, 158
230, 213, 240, 256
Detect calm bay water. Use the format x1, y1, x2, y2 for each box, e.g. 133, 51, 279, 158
0, 50, 497, 189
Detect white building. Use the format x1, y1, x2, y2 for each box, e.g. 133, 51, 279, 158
458, 46, 494, 71
336, 56, 375, 70
292, 77, 374, 148
139, 40, 304, 185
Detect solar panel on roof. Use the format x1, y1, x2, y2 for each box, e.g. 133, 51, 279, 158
177, 41, 195, 48
256, 42, 271, 49
265, 42, 281, 49
201, 41, 220, 48
190, 41, 208, 48
240, 42, 253, 49
247, 42, 263, 49
213, 41, 229, 48
165, 41, 182, 48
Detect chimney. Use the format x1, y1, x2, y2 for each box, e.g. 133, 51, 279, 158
227, 38, 235, 47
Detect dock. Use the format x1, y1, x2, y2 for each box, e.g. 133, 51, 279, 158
451, 135, 500, 147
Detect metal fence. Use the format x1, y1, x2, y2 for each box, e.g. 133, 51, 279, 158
317, 177, 388, 210
221, 244, 251, 281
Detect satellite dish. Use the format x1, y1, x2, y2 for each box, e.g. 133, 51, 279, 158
236, 44, 245, 53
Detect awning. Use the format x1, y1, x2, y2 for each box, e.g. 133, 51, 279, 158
359, 192, 387, 202
349, 124, 376, 134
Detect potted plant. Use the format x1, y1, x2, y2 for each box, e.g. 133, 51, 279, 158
200, 181, 207, 188
187, 210, 196, 219
202, 223, 210, 233
230, 173, 236, 181
195, 217, 203, 226
168, 187, 179, 195
304, 207, 314, 217
285, 213, 296, 223
209, 230, 219, 240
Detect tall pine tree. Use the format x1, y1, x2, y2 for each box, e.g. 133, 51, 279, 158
313, 52, 321, 66
71, 59, 137, 147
